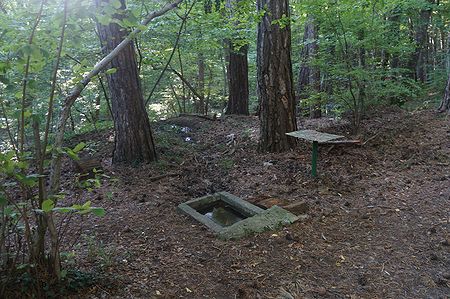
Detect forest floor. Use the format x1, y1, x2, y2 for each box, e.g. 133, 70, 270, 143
60, 107, 449, 299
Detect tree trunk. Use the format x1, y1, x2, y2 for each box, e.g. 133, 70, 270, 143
221, 45, 229, 109
226, 42, 249, 115
177, 46, 187, 113
257, 0, 297, 152
95, 0, 157, 164
438, 72, 450, 113
197, 53, 205, 114
225, 0, 249, 115
297, 17, 321, 118
413, 0, 434, 82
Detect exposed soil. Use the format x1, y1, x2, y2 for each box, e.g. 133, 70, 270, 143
59, 108, 449, 298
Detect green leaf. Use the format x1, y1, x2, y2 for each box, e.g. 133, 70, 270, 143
53, 207, 75, 213
4, 206, 15, 217
137, 24, 148, 31
42, 199, 54, 213
60, 269, 68, 279
20, 45, 33, 57
73, 142, 86, 153
0, 193, 7, 207
23, 110, 32, 118
65, 149, 79, 161
82, 201, 91, 208
105, 68, 117, 75
91, 208, 105, 217
111, 0, 122, 9
77, 209, 91, 215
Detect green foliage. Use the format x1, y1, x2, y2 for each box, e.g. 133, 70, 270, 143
291, 0, 449, 130
0, 145, 105, 295
2, 268, 98, 297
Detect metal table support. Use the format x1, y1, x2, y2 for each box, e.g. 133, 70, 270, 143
286, 130, 345, 177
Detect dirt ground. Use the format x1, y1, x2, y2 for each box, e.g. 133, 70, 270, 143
60, 108, 449, 298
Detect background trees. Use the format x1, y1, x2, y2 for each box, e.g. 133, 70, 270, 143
2, 0, 447, 152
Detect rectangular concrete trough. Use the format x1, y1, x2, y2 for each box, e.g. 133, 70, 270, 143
178, 192, 299, 240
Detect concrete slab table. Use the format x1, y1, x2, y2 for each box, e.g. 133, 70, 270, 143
286, 130, 344, 177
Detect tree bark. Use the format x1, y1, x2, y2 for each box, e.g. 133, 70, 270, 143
438, 72, 450, 113
95, 0, 157, 164
225, 0, 249, 115
257, 0, 297, 152
226, 42, 249, 115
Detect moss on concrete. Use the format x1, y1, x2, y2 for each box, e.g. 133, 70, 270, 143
218, 206, 299, 240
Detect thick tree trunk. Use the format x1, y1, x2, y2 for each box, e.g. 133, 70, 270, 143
438, 73, 450, 113
297, 17, 321, 118
95, 0, 157, 164
225, 0, 249, 115
257, 0, 297, 152
226, 42, 249, 115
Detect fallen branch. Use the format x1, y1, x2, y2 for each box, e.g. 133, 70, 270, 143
170, 67, 205, 103
149, 172, 180, 182
362, 132, 381, 146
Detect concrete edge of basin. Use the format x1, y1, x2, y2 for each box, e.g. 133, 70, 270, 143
178, 193, 300, 240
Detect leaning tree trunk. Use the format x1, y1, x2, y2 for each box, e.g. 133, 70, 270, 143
297, 16, 321, 118
257, 0, 297, 152
438, 72, 450, 113
95, 0, 157, 164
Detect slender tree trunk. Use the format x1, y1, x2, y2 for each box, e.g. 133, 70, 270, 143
257, 0, 297, 152
196, 53, 206, 114
95, 0, 157, 164
413, 0, 434, 82
438, 72, 450, 113
297, 17, 321, 118
177, 47, 187, 113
